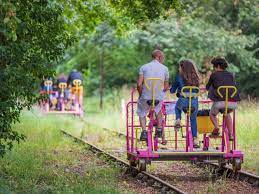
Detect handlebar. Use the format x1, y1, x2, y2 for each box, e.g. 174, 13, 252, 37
217, 86, 237, 115
144, 78, 163, 107
181, 86, 200, 115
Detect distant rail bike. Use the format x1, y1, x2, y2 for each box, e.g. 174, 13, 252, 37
40, 79, 84, 117
126, 78, 243, 172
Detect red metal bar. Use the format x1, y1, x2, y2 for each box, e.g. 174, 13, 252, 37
233, 110, 236, 150
131, 89, 134, 153
186, 114, 189, 152
126, 103, 129, 152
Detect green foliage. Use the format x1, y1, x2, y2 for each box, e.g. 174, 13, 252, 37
181, 0, 259, 96
61, 17, 257, 96
109, 0, 182, 23
0, 111, 123, 193
0, 0, 73, 156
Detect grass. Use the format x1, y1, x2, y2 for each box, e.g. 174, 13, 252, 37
0, 88, 258, 193
0, 110, 132, 193
236, 102, 259, 173
84, 88, 259, 174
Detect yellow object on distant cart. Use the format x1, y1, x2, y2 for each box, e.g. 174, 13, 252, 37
72, 79, 83, 96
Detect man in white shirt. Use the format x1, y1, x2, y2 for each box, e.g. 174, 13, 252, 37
137, 50, 169, 141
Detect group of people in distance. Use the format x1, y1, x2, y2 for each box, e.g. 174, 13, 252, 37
40, 70, 83, 111
137, 50, 240, 148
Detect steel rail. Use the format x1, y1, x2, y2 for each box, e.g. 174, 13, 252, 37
61, 129, 186, 194
83, 123, 259, 188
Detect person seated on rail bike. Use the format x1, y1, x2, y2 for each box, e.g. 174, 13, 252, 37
170, 59, 200, 148
206, 56, 241, 140
57, 73, 69, 111
40, 77, 53, 93
137, 49, 169, 141
67, 69, 83, 108
49, 83, 59, 110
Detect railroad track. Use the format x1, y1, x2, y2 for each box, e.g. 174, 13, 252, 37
61, 129, 186, 194
83, 122, 259, 188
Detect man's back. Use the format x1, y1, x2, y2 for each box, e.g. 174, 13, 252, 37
139, 60, 169, 100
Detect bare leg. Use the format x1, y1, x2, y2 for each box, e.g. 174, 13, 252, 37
210, 113, 219, 129
156, 110, 162, 129
139, 116, 146, 131
156, 111, 167, 144
226, 114, 233, 137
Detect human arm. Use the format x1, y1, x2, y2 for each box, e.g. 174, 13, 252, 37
137, 66, 145, 97
170, 75, 180, 94
137, 74, 144, 97
206, 74, 213, 91
163, 67, 170, 91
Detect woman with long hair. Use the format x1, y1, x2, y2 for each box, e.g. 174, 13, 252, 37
170, 59, 200, 148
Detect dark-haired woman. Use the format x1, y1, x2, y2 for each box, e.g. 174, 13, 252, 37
170, 59, 200, 148
206, 57, 241, 140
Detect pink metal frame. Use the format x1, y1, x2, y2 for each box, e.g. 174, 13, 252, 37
126, 88, 243, 163
40, 90, 83, 116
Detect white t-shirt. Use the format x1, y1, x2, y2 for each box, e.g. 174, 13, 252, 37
139, 60, 169, 100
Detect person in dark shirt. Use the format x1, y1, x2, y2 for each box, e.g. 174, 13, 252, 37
170, 59, 200, 148
67, 69, 83, 86
206, 57, 241, 140
56, 73, 69, 110
57, 73, 67, 86
67, 69, 83, 108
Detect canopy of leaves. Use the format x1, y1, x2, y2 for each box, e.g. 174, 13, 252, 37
61, 16, 258, 96
0, 0, 185, 156
0, 0, 73, 156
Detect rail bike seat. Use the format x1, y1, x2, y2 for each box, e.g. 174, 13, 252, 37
146, 100, 160, 106
183, 107, 195, 114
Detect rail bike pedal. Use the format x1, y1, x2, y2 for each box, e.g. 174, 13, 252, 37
154, 128, 162, 138
140, 130, 148, 141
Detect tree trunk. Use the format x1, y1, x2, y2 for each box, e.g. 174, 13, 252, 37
99, 49, 104, 109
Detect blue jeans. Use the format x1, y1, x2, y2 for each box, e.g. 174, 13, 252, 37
175, 97, 198, 138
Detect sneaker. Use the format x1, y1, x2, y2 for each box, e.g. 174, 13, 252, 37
193, 137, 200, 148
229, 133, 234, 141
211, 128, 220, 136
155, 128, 162, 138
174, 119, 181, 131
161, 140, 167, 145
140, 130, 148, 141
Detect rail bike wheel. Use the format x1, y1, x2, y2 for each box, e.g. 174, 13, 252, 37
129, 157, 137, 167
232, 158, 242, 173
218, 158, 227, 168
138, 159, 147, 172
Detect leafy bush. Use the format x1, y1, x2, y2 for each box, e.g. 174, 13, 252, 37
0, 0, 73, 156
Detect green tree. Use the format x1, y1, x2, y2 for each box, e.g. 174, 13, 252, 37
0, 0, 73, 156
61, 16, 258, 96
181, 0, 259, 95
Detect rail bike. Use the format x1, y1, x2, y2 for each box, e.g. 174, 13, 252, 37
126, 78, 243, 172
40, 79, 84, 117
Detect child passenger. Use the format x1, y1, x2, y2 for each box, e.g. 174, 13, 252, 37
170, 59, 200, 148
206, 57, 241, 140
